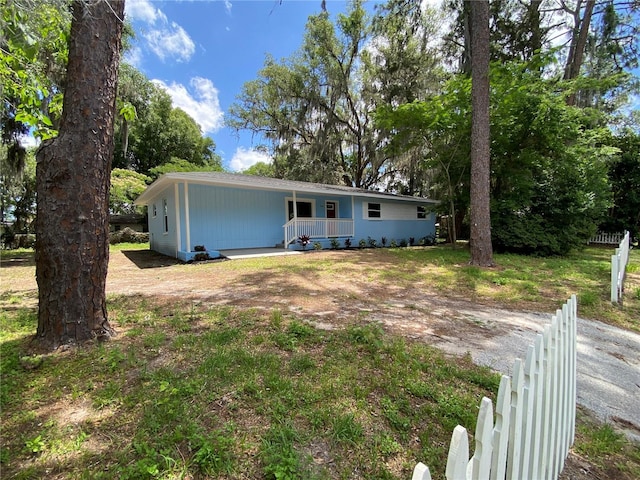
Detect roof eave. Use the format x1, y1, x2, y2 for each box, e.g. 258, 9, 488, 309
133, 173, 439, 205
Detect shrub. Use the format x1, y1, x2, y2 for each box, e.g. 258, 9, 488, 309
330, 238, 340, 249
109, 227, 149, 244
358, 238, 367, 249
313, 242, 322, 250
367, 236, 377, 248
297, 235, 311, 250
344, 238, 352, 249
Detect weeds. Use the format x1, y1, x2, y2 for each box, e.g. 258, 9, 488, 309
1, 299, 501, 479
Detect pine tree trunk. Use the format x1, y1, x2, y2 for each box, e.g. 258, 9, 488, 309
35, 0, 125, 350
564, 0, 595, 105
468, 0, 493, 267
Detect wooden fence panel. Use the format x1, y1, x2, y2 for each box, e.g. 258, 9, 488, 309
414, 296, 577, 480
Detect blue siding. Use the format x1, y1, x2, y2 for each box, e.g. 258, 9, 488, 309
352, 197, 436, 245
187, 184, 285, 250
144, 181, 435, 257
146, 185, 178, 257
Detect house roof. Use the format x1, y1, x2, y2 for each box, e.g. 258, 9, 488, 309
134, 172, 438, 206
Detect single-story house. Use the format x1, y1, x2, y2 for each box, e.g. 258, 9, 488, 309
134, 172, 438, 261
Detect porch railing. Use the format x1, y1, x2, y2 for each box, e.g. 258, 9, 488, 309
283, 218, 354, 246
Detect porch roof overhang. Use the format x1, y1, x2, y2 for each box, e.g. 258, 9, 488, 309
134, 171, 438, 206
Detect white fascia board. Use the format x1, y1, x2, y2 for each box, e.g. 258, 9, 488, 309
134, 172, 438, 206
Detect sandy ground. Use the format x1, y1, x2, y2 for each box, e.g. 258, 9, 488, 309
2, 248, 638, 478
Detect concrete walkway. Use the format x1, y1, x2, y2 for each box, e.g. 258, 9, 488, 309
429, 304, 640, 442
219, 248, 302, 260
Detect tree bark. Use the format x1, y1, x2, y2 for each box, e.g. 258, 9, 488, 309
564, 0, 595, 105
35, 0, 125, 350
468, 0, 493, 267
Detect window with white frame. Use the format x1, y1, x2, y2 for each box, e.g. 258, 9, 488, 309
152, 203, 157, 217
417, 205, 427, 219
366, 202, 381, 219
162, 199, 168, 234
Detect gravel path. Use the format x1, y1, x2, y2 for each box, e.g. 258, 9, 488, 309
405, 301, 640, 442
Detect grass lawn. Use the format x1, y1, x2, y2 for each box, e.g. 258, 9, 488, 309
1, 244, 638, 479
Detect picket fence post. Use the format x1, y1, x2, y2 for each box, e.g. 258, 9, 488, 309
611, 231, 630, 303
413, 296, 578, 480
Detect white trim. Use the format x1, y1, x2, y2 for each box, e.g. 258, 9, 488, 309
174, 183, 181, 256
364, 201, 382, 220
135, 172, 438, 206
162, 198, 169, 234
363, 201, 430, 220
285, 196, 316, 221
184, 182, 191, 252
326, 200, 338, 218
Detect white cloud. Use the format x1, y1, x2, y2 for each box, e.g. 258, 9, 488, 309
230, 147, 272, 172
152, 77, 224, 134
125, 0, 195, 64
125, 0, 165, 24
224, 0, 232, 15
144, 23, 195, 63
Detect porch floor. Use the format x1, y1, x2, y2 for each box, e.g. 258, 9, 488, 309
219, 247, 303, 260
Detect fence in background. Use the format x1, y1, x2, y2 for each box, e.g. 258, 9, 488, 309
413, 295, 577, 480
589, 231, 625, 245
611, 231, 630, 303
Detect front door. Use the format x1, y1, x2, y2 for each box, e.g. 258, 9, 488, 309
326, 201, 337, 219
326, 201, 337, 236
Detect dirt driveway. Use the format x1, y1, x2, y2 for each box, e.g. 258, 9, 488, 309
110, 249, 640, 444
3, 248, 639, 446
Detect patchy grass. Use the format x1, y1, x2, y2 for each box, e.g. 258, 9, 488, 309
1, 298, 500, 479
387, 245, 640, 332
1, 244, 640, 478
2, 298, 638, 480
571, 408, 640, 479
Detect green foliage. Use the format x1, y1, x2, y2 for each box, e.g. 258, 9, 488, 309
148, 158, 223, 180
1, 0, 70, 139
114, 85, 222, 176
242, 161, 275, 177
599, 130, 640, 241
489, 60, 613, 255
109, 169, 150, 215
0, 147, 37, 233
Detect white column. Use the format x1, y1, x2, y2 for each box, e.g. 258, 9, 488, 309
174, 183, 181, 256
184, 181, 191, 252
293, 190, 298, 239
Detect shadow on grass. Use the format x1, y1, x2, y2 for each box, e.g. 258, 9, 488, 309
121, 249, 181, 269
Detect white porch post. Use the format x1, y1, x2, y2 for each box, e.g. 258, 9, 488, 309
293, 190, 298, 239
184, 181, 191, 252
174, 183, 181, 256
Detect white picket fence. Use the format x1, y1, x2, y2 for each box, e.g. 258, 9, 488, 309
413, 295, 577, 480
611, 231, 630, 303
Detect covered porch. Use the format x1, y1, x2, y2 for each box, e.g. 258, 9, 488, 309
283, 218, 354, 246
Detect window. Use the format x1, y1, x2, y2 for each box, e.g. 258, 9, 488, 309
162, 199, 168, 234
367, 203, 381, 219
417, 206, 427, 219
287, 200, 314, 220
152, 204, 157, 217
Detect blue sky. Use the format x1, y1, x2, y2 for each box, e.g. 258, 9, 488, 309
123, 1, 638, 172
124, 0, 371, 172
